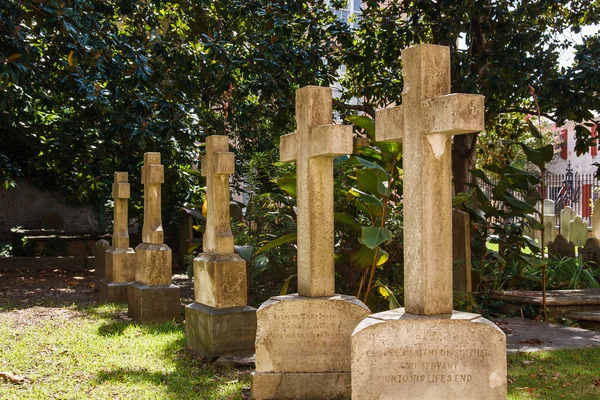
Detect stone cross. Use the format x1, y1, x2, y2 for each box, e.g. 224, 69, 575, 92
141, 152, 165, 244
376, 44, 484, 315
112, 172, 130, 249
280, 86, 353, 297
201, 136, 235, 254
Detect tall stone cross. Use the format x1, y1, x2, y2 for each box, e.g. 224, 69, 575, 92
201, 135, 235, 254
376, 44, 484, 315
112, 172, 130, 249
141, 152, 165, 244
280, 86, 353, 297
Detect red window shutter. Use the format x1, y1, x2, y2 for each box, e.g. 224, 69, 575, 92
583, 184, 592, 217
561, 129, 568, 160
592, 124, 598, 157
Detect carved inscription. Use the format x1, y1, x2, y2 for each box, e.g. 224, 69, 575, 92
255, 297, 369, 374
367, 347, 491, 385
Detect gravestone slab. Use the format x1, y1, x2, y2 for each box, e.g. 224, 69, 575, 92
128, 153, 180, 322
569, 215, 587, 247
99, 172, 135, 303
93, 239, 110, 292
185, 136, 256, 360
252, 295, 369, 399
581, 237, 600, 266
352, 310, 507, 400
548, 234, 576, 259
593, 198, 600, 240
543, 214, 557, 247
41, 210, 65, 231
560, 206, 576, 239
352, 44, 506, 400
452, 209, 472, 293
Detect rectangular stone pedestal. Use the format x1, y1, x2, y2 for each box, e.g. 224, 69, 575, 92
351, 309, 507, 399
185, 302, 256, 360
251, 372, 350, 400
251, 294, 369, 400
98, 280, 129, 303
127, 281, 181, 323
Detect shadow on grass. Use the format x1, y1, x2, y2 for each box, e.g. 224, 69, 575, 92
97, 318, 184, 337
94, 339, 251, 399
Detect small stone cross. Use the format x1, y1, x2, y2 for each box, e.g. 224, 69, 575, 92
376, 44, 484, 315
201, 135, 235, 254
112, 172, 130, 248
280, 86, 353, 297
141, 152, 165, 244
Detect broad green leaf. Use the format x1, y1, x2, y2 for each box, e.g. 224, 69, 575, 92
356, 169, 390, 197
256, 232, 297, 255
334, 212, 362, 234
280, 274, 297, 295
469, 168, 493, 185
179, 168, 204, 178
250, 255, 269, 281
374, 280, 401, 309
525, 214, 544, 230
353, 156, 388, 178
359, 226, 393, 249
503, 194, 536, 214
365, 291, 377, 312
377, 248, 390, 266
528, 120, 543, 139
349, 188, 384, 216
376, 141, 401, 162
347, 115, 375, 139
350, 244, 382, 269
276, 174, 297, 198
234, 245, 254, 263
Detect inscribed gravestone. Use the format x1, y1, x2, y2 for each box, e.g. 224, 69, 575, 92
185, 136, 256, 360
351, 44, 506, 400
548, 234, 576, 259
93, 239, 110, 292
251, 87, 370, 400
581, 237, 600, 266
543, 199, 556, 247
560, 206, 576, 240
99, 172, 135, 303
569, 215, 587, 247
593, 198, 600, 240
127, 153, 180, 322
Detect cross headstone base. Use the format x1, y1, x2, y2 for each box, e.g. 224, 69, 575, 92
185, 303, 256, 360
98, 281, 129, 303
351, 309, 507, 400
127, 281, 181, 323
185, 253, 257, 359
251, 294, 369, 400
99, 247, 135, 303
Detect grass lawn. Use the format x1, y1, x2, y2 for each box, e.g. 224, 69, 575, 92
0, 303, 250, 399
2, 303, 600, 398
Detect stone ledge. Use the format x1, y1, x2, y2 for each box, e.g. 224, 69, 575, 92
251, 372, 350, 400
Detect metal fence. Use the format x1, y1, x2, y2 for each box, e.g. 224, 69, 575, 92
476, 172, 599, 227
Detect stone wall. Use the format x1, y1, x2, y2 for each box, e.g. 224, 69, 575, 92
0, 180, 102, 241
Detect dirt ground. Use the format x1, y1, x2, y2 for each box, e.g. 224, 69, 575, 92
0, 269, 194, 323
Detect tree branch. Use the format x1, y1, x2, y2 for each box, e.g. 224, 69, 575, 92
332, 99, 376, 119
500, 108, 558, 123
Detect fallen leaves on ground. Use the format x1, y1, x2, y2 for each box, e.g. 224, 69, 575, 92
0, 371, 30, 384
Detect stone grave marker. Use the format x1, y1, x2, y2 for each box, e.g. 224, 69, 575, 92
542, 199, 556, 247
185, 135, 256, 360
93, 239, 110, 292
452, 209, 472, 293
581, 237, 600, 266
548, 234, 576, 259
41, 210, 65, 231
127, 153, 181, 322
351, 44, 506, 400
560, 205, 576, 239
251, 86, 370, 400
593, 198, 600, 240
99, 172, 136, 303
569, 215, 587, 247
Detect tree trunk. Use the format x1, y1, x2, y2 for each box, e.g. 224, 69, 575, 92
452, 132, 479, 194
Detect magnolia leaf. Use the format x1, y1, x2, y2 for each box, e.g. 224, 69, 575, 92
347, 115, 375, 139
359, 226, 393, 249
256, 232, 297, 255
234, 245, 254, 263
280, 274, 297, 295
334, 212, 362, 234
250, 255, 269, 281
276, 174, 296, 198
374, 280, 401, 309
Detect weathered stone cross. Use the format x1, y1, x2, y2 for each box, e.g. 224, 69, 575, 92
141, 152, 165, 244
112, 172, 130, 249
376, 44, 484, 315
201, 135, 235, 254
280, 86, 353, 297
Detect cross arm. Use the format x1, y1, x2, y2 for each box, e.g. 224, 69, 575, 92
309, 124, 353, 158
375, 105, 405, 142
280, 132, 298, 162
201, 153, 234, 176
141, 164, 164, 185
424, 94, 484, 136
